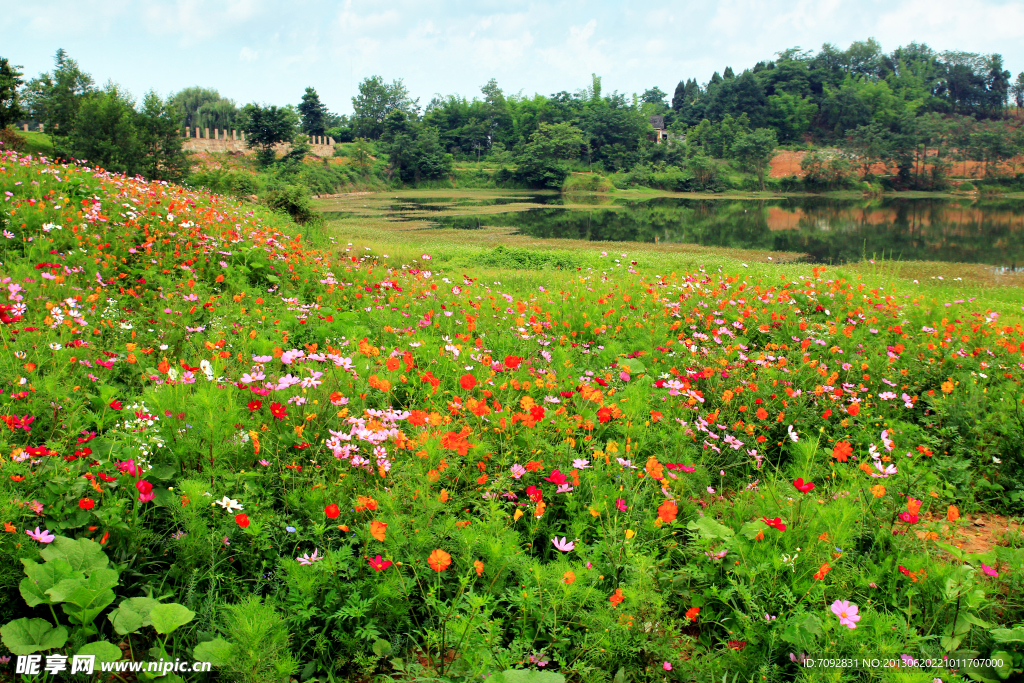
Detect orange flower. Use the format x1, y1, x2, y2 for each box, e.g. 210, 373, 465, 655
657, 499, 678, 524
386, 357, 400, 371
813, 562, 831, 580
3, 522, 15, 533
645, 456, 664, 481
906, 497, 922, 516
859, 462, 873, 475
534, 500, 547, 518
474, 560, 484, 576
428, 548, 452, 572
941, 380, 954, 394
439, 489, 449, 503
685, 607, 700, 622
947, 505, 960, 522
847, 403, 860, 417
563, 571, 575, 585
832, 441, 853, 463
755, 408, 768, 420
460, 374, 477, 391
871, 484, 886, 498
609, 588, 624, 607
370, 521, 387, 542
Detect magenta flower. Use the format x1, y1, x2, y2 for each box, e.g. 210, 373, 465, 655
551, 536, 575, 552
26, 527, 55, 543
616, 498, 628, 512
981, 563, 999, 578
830, 600, 860, 629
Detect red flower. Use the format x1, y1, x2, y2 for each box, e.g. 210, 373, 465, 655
78, 498, 95, 510
596, 407, 612, 423
529, 405, 545, 422
247, 400, 262, 412
685, 606, 700, 622
762, 516, 787, 531
504, 355, 522, 370
109, 400, 123, 410
526, 485, 543, 503
270, 402, 288, 420
368, 554, 393, 572
847, 403, 861, 417
235, 513, 250, 528
727, 640, 747, 651
459, 374, 477, 391
136, 480, 153, 495
544, 470, 567, 486
324, 504, 340, 519
793, 478, 815, 493
97, 473, 117, 482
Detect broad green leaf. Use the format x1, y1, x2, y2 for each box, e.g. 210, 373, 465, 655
20, 558, 80, 607
193, 638, 235, 666
152, 488, 177, 507
991, 651, 1014, 680
372, 638, 392, 657
77, 640, 123, 662
108, 597, 161, 635
0, 618, 69, 655
687, 516, 735, 540
40, 536, 109, 573
149, 464, 177, 480
149, 603, 196, 635
781, 613, 823, 649
991, 627, 1024, 644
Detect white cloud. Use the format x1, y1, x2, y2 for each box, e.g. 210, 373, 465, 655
239, 46, 259, 62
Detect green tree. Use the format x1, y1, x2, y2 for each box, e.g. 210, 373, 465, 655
351, 76, 418, 139
169, 86, 236, 132
66, 84, 138, 170
0, 57, 24, 128
843, 122, 889, 178
379, 111, 453, 183
730, 127, 777, 190
240, 104, 297, 166
1012, 72, 1024, 109
641, 86, 668, 106
765, 91, 817, 142
134, 91, 189, 181
297, 87, 327, 137
512, 122, 586, 188
22, 49, 94, 153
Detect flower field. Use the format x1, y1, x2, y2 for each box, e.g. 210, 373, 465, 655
1, 148, 1024, 682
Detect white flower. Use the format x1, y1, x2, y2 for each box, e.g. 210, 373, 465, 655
787, 425, 799, 442
214, 496, 243, 512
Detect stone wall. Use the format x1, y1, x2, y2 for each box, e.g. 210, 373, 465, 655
19, 123, 337, 159
181, 128, 336, 158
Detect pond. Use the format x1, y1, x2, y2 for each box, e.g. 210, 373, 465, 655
400, 196, 1024, 267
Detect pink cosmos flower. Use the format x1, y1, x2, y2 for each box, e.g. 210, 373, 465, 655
510, 464, 526, 479
551, 536, 575, 552
297, 549, 323, 565
26, 527, 55, 543
663, 662, 672, 671
830, 600, 860, 629
981, 563, 999, 578
616, 498, 628, 512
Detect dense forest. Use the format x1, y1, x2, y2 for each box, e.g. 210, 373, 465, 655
2, 39, 1023, 193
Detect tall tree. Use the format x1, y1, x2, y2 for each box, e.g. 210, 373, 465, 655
1012, 72, 1024, 109
730, 127, 777, 190
22, 49, 94, 151
0, 57, 24, 128
351, 76, 418, 139
297, 86, 328, 137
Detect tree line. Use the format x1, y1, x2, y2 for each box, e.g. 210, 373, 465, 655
1, 39, 1023, 189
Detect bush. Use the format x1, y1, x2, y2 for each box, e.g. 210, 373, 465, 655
0, 126, 25, 152
561, 173, 614, 193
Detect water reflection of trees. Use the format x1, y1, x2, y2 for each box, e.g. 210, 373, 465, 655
432, 197, 1024, 266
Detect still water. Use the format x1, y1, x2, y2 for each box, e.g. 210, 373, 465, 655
386, 196, 1024, 267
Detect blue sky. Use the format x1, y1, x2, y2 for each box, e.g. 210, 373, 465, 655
4, 0, 1023, 114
